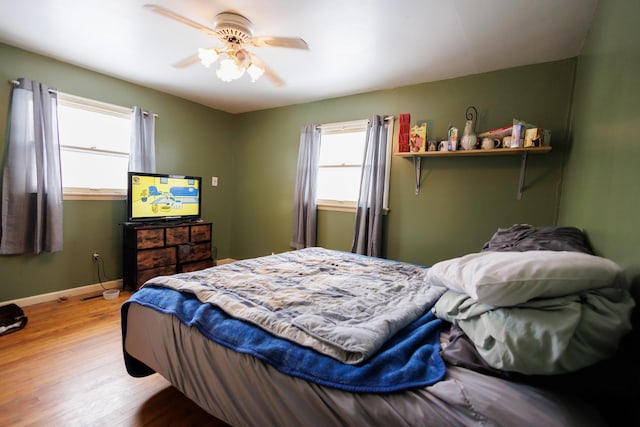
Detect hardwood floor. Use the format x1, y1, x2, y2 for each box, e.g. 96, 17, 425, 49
0, 291, 230, 427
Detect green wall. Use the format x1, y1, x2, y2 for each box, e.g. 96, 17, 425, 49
558, 0, 640, 296
0, 44, 234, 301
232, 60, 576, 266
0, 42, 589, 301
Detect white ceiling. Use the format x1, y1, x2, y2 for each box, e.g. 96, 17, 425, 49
0, 0, 598, 114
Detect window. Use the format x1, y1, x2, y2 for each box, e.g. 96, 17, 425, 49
317, 118, 393, 212
57, 93, 132, 200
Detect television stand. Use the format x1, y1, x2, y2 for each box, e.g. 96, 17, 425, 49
122, 221, 215, 290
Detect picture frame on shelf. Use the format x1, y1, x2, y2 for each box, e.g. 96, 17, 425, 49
409, 122, 427, 153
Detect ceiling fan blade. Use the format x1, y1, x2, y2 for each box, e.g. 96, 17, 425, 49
172, 53, 201, 68
248, 53, 285, 87
144, 4, 217, 37
249, 36, 309, 50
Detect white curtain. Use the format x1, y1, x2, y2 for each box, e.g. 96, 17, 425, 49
0, 78, 63, 254
129, 106, 156, 173
290, 124, 321, 249
352, 115, 389, 257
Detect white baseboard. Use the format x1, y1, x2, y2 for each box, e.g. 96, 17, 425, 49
1, 279, 123, 307
3, 258, 236, 307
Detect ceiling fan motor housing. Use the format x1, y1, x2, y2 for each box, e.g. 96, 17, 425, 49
214, 12, 254, 44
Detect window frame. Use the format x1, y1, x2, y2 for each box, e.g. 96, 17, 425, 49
316, 117, 393, 213
57, 92, 132, 201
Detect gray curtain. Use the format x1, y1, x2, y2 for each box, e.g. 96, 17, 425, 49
0, 78, 63, 254
129, 106, 156, 173
290, 124, 321, 249
352, 115, 389, 257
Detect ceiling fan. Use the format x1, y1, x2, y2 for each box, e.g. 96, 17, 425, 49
144, 4, 309, 86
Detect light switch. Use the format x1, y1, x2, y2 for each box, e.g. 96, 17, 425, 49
211, 176, 218, 187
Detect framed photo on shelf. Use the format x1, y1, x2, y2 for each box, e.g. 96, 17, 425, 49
409, 122, 427, 153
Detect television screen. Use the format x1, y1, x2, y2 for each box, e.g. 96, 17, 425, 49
127, 172, 202, 222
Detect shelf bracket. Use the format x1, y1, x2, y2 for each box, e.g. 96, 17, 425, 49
517, 151, 528, 200
413, 156, 421, 195
397, 146, 549, 198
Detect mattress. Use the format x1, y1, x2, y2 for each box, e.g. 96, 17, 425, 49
124, 302, 606, 427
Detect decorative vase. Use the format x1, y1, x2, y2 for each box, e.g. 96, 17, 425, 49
460, 119, 477, 150
460, 106, 478, 150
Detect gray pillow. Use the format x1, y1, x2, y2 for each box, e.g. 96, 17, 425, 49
481, 224, 594, 254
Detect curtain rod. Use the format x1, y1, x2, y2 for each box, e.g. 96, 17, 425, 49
317, 116, 394, 131
8, 79, 158, 118
10, 79, 56, 94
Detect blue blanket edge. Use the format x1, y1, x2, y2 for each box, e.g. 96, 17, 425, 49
121, 286, 446, 393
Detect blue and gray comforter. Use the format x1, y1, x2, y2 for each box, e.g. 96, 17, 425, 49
122, 248, 448, 392
142, 247, 445, 364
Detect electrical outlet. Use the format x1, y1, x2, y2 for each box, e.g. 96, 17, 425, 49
92, 253, 100, 262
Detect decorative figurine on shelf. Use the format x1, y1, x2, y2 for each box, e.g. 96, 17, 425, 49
460, 106, 478, 150
448, 124, 458, 151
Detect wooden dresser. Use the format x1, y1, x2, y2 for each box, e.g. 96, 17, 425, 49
123, 221, 215, 290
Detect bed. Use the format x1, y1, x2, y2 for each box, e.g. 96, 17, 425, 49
121, 225, 636, 426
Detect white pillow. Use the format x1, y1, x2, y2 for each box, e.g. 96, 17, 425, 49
425, 251, 624, 306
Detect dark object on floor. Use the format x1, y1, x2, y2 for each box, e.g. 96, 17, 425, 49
0, 303, 28, 336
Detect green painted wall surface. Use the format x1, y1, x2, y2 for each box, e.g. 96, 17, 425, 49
316, 210, 355, 252
0, 44, 234, 301
558, 0, 640, 294
231, 60, 576, 266
0, 45, 579, 301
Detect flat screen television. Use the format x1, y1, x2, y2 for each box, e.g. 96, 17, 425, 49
127, 171, 202, 222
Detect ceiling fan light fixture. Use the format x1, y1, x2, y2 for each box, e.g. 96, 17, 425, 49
247, 62, 264, 82
197, 48, 219, 68
216, 57, 245, 82
146, 5, 308, 87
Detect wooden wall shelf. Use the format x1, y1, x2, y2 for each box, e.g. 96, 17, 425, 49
394, 146, 551, 158
395, 146, 552, 199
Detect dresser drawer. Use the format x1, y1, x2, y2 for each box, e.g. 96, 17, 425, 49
177, 242, 211, 263
137, 247, 176, 270
179, 259, 214, 273
136, 228, 165, 249
166, 226, 189, 245
123, 221, 213, 291
136, 264, 177, 288
190, 224, 211, 242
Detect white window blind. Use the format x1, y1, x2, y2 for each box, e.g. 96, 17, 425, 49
316, 118, 392, 212
57, 93, 132, 199
317, 120, 368, 208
